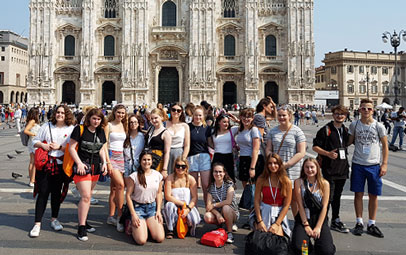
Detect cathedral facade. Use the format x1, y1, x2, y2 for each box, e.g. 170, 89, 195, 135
27, 0, 315, 107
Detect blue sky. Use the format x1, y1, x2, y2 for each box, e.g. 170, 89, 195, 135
1, 0, 405, 66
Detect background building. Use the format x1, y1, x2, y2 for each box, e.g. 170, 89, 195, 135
27, 0, 315, 107
322, 49, 406, 109
0, 30, 29, 104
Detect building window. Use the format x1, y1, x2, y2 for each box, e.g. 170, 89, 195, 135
371, 66, 377, 74
1, 56, 4, 61
224, 35, 236, 56
316, 76, 320, 83
321, 75, 324, 82
360, 84, 366, 94
359, 66, 364, 74
223, 0, 236, 18
382, 67, 388, 75
331, 66, 337, 74
0, 72, 4, 84
104, 36, 115, 56
373, 100, 377, 107
1, 47, 5, 52
349, 99, 354, 109
265, 35, 277, 56
383, 85, 389, 94
162, 1, 176, 27
371, 85, 378, 94
347, 65, 354, 73
16, 74, 20, 86
104, 0, 117, 18
64, 35, 75, 56
347, 83, 354, 93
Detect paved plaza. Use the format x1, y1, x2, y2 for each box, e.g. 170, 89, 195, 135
0, 119, 405, 255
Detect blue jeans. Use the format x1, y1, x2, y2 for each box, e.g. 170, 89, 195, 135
390, 126, 404, 148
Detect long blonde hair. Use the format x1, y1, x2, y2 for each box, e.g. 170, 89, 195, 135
173, 157, 190, 188
192, 105, 207, 127
300, 158, 325, 196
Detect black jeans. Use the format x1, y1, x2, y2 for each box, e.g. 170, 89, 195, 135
327, 179, 346, 221
291, 215, 336, 255
34, 167, 64, 222
212, 153, 235, 182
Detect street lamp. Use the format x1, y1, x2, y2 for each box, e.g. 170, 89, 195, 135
382, 30, 406, 105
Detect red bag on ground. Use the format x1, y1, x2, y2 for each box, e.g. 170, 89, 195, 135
200, 228, 227, 248
34, 141, 49, 170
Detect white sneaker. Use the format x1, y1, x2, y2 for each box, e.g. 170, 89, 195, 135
29, 224, 41, 237
116, 217, 124, 232
28, 182, 35, 187
232, 224, 238, 232
71, 186, 80, 198
106, 216, 117, 226
50, 219, 63, 231
226, 232, 234, 244
90, 197, 99, 205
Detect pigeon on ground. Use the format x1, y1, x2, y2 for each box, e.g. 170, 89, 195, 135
7, 154, 16, 159
12, 172, 23, 179
15, 150, 24, 154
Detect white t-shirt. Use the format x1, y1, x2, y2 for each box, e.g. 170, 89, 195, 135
349, 120, 386, 166
129, 170, 163, 204
212, 126, 238, 154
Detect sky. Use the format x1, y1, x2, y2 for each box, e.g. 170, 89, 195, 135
1, 0, 405, 66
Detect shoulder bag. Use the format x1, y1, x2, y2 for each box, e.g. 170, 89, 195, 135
34, 123, 52, 170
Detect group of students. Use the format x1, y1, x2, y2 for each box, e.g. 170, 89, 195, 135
23, 97, 388, 254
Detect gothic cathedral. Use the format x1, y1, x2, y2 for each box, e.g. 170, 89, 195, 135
27, 0, 315, 107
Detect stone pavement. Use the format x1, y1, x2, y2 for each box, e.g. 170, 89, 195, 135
1, 120, 406, 255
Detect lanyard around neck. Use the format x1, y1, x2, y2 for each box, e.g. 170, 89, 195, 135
214, 182, 224, 202
268, 178, 279, 205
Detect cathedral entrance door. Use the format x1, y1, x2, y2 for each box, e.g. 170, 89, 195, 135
158, 67, 179, 104
0, 91, 3, 104
102, 81, 116, 105
223, 82, 237, 107
62, 81, 76, 104
265, 81, 279, 104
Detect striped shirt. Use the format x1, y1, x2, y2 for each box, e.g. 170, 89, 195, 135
267, 125, 306, 180
208, 181, 239, 217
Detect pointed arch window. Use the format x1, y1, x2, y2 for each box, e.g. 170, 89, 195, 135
64, 35, 75, 56
265, 35, 277, 56
224, 35, 235, 56
105, 0, 117, 18
104, 36, 115, 56
223, 0, 237, 18
162, 1, 176, 27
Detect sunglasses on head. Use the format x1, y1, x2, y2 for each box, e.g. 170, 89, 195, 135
171, 108, 182, 113
175, 164, 187, 169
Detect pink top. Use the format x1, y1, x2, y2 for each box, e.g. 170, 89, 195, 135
129, 170, 163, 204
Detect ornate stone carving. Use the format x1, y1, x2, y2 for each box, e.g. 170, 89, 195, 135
160, 50, 178, 60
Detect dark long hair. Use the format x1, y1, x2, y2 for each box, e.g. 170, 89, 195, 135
208, 162, 233, 187
50, 105, 76, 126
256, 97, 271, 113
26, 107, 40, 124
260, 153, 290, 197
213, 113, 230, 137
169, 102, 185, 122
108, 104, 128, 132
137, 151, 154, 188
238, 108, 255, 132
124, 114, 144, 148
83, 108, 107, 129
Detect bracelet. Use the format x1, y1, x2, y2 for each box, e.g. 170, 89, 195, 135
59, 145, 62, 150
274, 222, 281, 226
256, 219, 263, 224
250, 167, 255, 170
186, 204, 192, 210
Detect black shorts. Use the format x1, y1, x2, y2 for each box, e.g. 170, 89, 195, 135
238, 155, 265, 182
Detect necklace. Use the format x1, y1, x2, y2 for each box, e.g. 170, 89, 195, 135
194, 125, 202, 134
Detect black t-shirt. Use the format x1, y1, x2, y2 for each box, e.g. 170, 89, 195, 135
188, 123, 212, 156
71, 125, 106, 173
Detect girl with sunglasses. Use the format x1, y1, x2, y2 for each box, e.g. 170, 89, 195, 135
163, 157, 201, 239
166, 103, 190, 175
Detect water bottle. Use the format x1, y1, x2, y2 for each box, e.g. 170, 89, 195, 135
301, 240, 308, 255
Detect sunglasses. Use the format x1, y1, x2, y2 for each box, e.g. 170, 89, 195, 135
361, 107, 373, 111
171, 108, 182, 113
175, 164, 187, 169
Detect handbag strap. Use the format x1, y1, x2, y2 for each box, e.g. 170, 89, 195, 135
48, 122, 53, 143
130, 139, 135, 170
229, 129, 237, 148
275, 124, 292, 155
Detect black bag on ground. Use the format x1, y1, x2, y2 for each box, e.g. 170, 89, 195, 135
245, 230, 289, 255
239, 181, 255, 210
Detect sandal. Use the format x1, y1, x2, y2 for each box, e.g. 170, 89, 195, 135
166, 231, 174, 239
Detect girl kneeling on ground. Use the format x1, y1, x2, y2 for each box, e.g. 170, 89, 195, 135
126, 151, 165, 245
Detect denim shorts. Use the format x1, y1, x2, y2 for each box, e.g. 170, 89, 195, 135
188, 153, 211, 172
133, 201, 157, 220
350, 163, 382, 196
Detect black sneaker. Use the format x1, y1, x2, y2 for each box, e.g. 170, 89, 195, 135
86, 222, 96, 233
77, 225, 88, 241
353, 223, 364, 236
367, 224, 384, 238
331, 220, 350, 233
